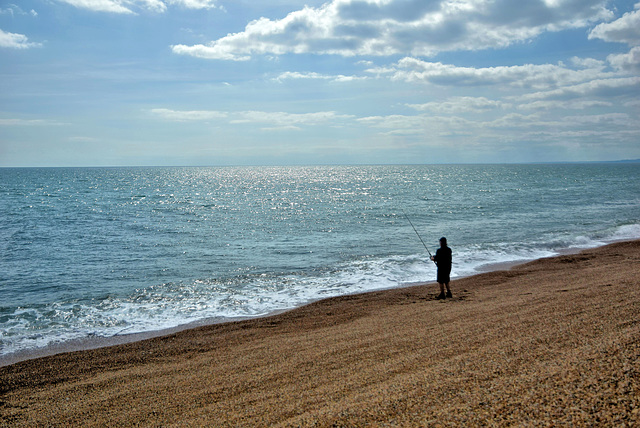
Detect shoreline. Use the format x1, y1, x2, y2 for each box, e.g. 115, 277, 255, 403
0, 239, 625, 368
2, 239, 639, 426
0, 312, 289, 368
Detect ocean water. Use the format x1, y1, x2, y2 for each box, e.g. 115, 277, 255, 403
1, 164, 639, 359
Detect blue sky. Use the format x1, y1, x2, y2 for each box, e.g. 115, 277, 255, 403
1, 0, 639, 166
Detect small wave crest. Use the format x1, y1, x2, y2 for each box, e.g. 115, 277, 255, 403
605, 223, 640, 242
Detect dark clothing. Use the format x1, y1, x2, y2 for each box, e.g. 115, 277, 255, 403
433, 246, 452, 284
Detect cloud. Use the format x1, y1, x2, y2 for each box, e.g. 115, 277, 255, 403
274, 71, 365, 83
563, 112, 632, 126
58, 0, 218, 14
151, 108, 354, 127
171, 0, 614, 60
407, 97, 511, 113
0, 29, 41, 49
356, 114, 438, 136
607, 46, 640, 72
232, 110, 354, 126
517, 100, 613, 110
150, 108, 228, 121
518, 76, 640, 101
370, 53, 637, 115
370, 56, 611, 89
353, 107, 640, 143
588, 3, 640, 73
59, 0, 139, 14
166, 0, 219, 9
589, 3, 640, 45
0, 4, 38, 17
485, 113, 547, 129
0, 118, 63, 126
260, 125, 302, 132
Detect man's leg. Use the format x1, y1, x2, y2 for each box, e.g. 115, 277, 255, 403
437, 282, 446, 299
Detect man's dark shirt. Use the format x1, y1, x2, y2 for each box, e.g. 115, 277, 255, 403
434, 246, 452, 272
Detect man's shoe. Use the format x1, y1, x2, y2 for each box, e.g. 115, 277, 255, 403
446, 291, 452, 298
436, 293, 446, 300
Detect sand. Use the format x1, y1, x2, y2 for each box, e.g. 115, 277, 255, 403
1, 240, 639, 427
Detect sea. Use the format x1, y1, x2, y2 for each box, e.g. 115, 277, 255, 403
1, 164, 639, 363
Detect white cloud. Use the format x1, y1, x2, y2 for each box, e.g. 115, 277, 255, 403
59, 0, 138, 14
485, 113, 547, 129
139, 0, 167, 12
607, 46, 640, 73
0, 29, 41, 49
58, 0, 218, 14
260, 125, 302, 132
274, 71, 365, 83
518, 100, 613, 110
407, 97, 510, 113
172, 0, 614, 60
0, 118, 63, 126
589, 3, 640, 45
150, 108, 228, 121
589, 4, 640, 73
357, 114, 430, 135
166, 0, 218, 9
152, 108, 354, 127
353, 107, 640, 143
172, 42, 247, 61
570, 56, 606, 69
518, 77, 640, 101
232, 110, 355, 126
0, 4, 38, 17
371, 56, 612, 89
564, 112, 632, 126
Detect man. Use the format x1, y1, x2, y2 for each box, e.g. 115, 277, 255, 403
431, 237, 452, 299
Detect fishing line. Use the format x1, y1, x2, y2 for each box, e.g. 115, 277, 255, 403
402, 210, 436, 264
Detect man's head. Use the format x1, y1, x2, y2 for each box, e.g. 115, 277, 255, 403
439, 237, 447, 247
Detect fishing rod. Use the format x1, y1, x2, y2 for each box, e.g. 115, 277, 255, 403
402, 211, 436, 264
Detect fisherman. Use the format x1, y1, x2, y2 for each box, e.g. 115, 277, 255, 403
431, 237, 452, 299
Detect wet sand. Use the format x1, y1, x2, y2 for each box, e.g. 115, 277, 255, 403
2, 240, 639, 426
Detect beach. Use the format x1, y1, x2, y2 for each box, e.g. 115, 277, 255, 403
1, 240, 639, 426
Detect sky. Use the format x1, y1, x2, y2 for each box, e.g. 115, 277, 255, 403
1, 0, 639, 166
